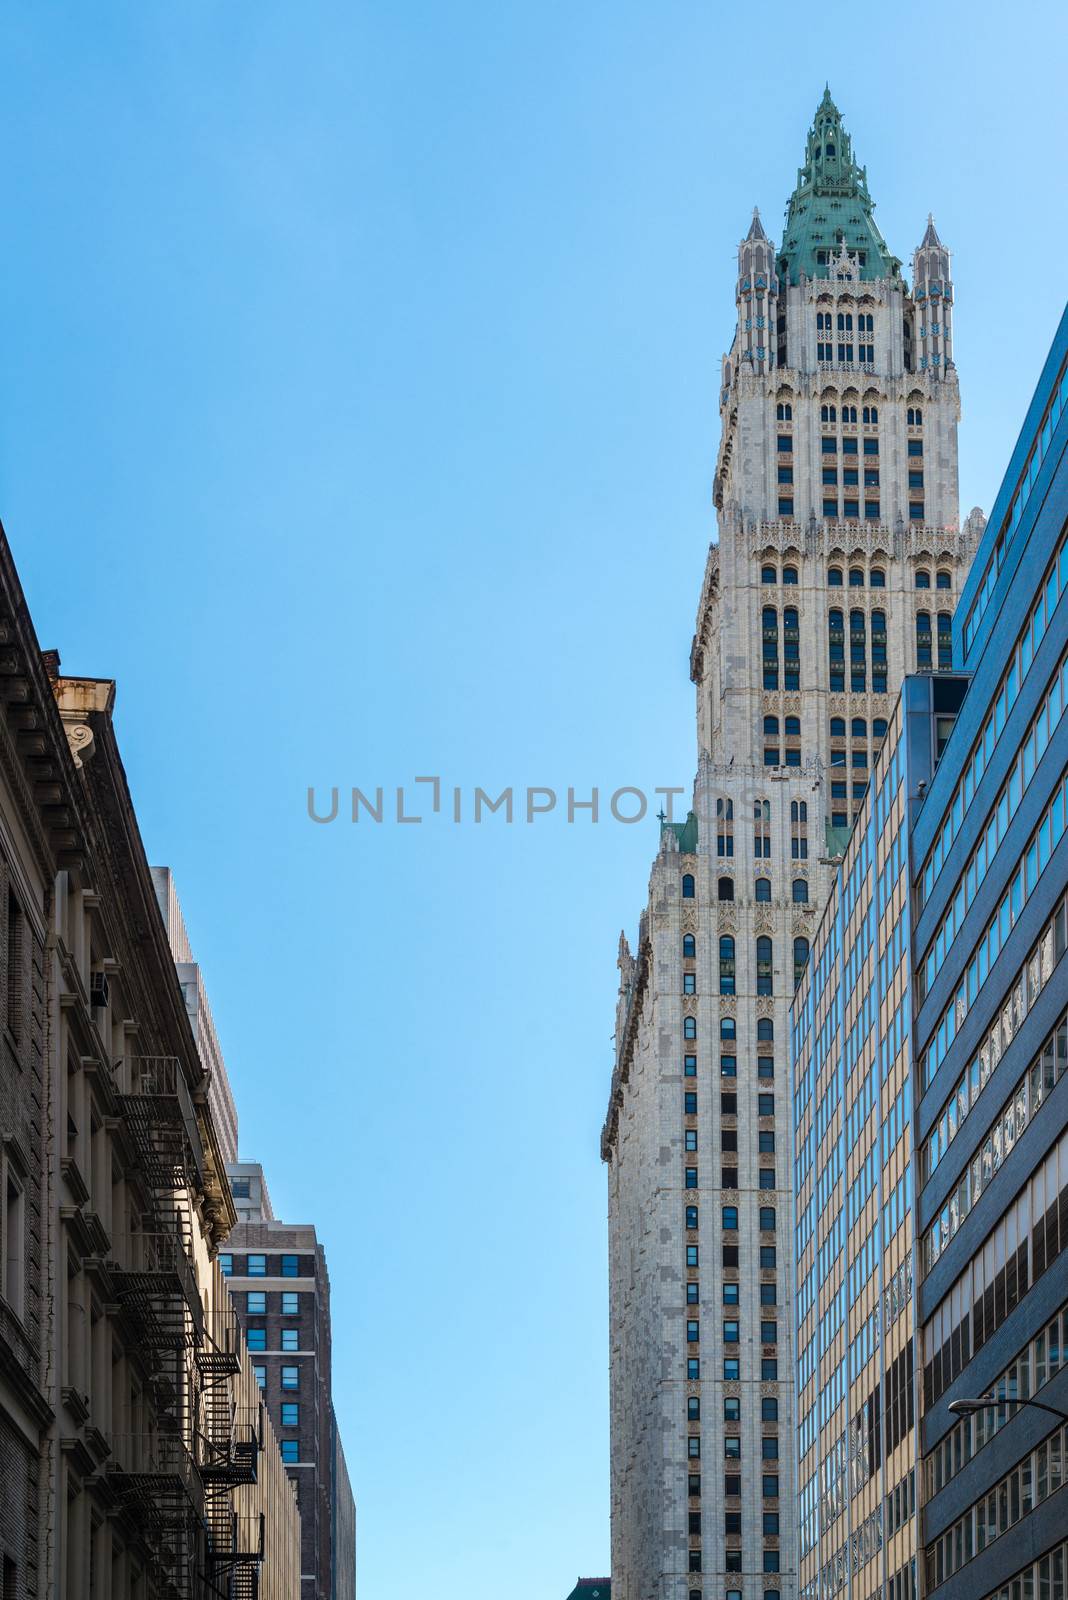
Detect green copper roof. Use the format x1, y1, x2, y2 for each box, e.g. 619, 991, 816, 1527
663, 810, 698, 854
778, 89, 901, 285
564, 1584, 610, 1600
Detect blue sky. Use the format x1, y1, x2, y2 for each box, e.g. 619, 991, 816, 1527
3, 3, 1066, 1594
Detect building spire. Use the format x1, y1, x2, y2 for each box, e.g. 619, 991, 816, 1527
777, 89, 900, 285
746, 206, 767, 242
921, 212, 942, 248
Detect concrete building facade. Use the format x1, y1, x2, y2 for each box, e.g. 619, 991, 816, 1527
220, 1174, 356, 1600
603, 92, 980, 1600
791, 305, 1068, 1600
0, 525, 301, 1600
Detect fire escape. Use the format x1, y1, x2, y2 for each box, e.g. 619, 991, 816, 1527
105, 1057, 264, 1600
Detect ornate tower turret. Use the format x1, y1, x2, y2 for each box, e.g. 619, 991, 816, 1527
735, 208, 779, 377
912, 214, 954, 378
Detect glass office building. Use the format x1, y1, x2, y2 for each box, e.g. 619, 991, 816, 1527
793, 303, 1068, 1600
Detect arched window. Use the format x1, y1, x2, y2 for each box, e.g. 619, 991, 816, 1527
716, 798, 734, 858
756, 936, 773, 995
757, 1016, 774, 1042
916, 569, 931, 589
843, 405, 857, 424
828, 608, 844, 691
936, 569, 952, 590
791, 801, 808, 861
828, 566, 843, 586
762, 607, 779, 690
830, 716, 846, 737
720, 1017, 736, 1041
784, 716, 800, 737
873, 718, 887, 739
762, 565, 777, 584
870, 567, 885, 588
793, 937, 810, 988
763, 716, 780, 735
850, 610, 867, 691
682, 873, 695, 899
870, 609, 887, 691
792, 879, 808, 904
820, 403, 837, 422
776, 402, 792, 420
907, 406, 923, 427
916, 611, 932, 667
684, 1016, 697, 1040
719, 936, 736, 996
783, 608, 799, 690
683, 933, 696, 958
783, 565, 798, 585
755, 877, 772, 902
851, 717, 867, 739
817, 312, 828, 332
937, 612, 953, 668
860, 314, 874, 333
862, 405, 878, 424
754, 799, 771, 859
718, 877, 734, 902
849, 567, 864, 587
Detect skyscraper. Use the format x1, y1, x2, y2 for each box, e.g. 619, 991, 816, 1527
792, 305, 1068, 1600
603, 92, 980, 1600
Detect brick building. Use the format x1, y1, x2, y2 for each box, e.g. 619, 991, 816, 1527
221, 1167, 356, 1600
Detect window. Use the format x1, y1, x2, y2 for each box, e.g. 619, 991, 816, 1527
758, 1133, 775, 1153
849, 567, 864, 587
870, 566, 885, 587
231, 1178, 250, 1198
281, 1328, 299, 1351
682, 873, 695, 899
683, 933, 696, 959
688, 1553, 702, 1574
686, 1206, 699, 1229
722, 1206, 738, 1230
762, 607, 779, 690
718, 877, 734, 901
828, 565, 843, 585
720, 1057, 736, 1079
775, 401, 792, 421
688, 1358, 700, 1380
862, 405, 877, 423
782, 608, 799, 690
909, 469, 924, 489
916, 611, 932, 667
762, 1476, 779, 1498
822, 436, 837, 455
791, 879, 808, 903
757, 1017, 773, 1042
247, 1254, 266, 1277
763, 1552, 780, 1573
910, 501, 925, 520
778, 498, 794, 516
685, 1168, 698, 1189
761, 1359, 778, 1379
907, 406, 923, 426
936, 568, 952, 589
281, 1254, 299, 1277
723, 1282, 739, 1305
791, 800, 807, 861
687, 1281, 699, 1303
253, 1364, 266, 1388
753, 798, 772, 858
684, 1056, 696, 1079
719, 936, 735, 996
761, 1398, 778, 1420
725, 1436, 741, 1458
687, 1435, 701, 1458
783, 566, 798, 585
281, 1366, 299, 1390
247, 1326, 267, 1352
723, 1396, 741, 1421
721, 1018, 735, 1040
761, 1436, 779, 1459
280, 1440, 299, 1464
759, 1168, 775, 1189
247, 1292, 266, 1315
684, 1017, 697, 1039
757, 1057, 774, 1079
756, 937, 772, 995
282, 1292, 299, 1316
755, 877, 771, 902
793, 937, 810, 988
777, 436, 792, 453
683, 973, 696, 995
937, 611, 953, 668
281, 1402, 299, 1427
908, 438, 923, 457
687, 1320, 700, 1343
916, 568, 931, 588
723, 1358, 740, 1380
685, 1091, 698, 1114
716, 798, 734, 858
3, 1170, 24, 1316
218, 1253, 233, 1277
686, 1245, 699, 1268
759, 1207, 775, 1231
762, 565, 777, 583
842, 436, 858, 455
828, 607, 844, 689
760, 1246, 776, 1268
758, 1093, 774, 1117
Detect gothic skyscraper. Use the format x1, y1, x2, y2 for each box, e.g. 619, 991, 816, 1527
602, 93, 983, 1600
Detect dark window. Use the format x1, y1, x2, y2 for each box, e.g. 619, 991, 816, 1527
682, 873, 695, 899
281, 1254, 299, 1277
719, 936, 736, 995
722, 1207, 738, 1230
686, 1206, 699, 1229
683, 933, 696, 957
718, 877, 734, 901
759, 1208, 775, 1231
755, 877, 771, 902
791, 879, 808, 904
756, 936, 773, 995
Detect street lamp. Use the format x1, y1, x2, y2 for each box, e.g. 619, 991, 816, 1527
948, 1395, 1068, 1423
